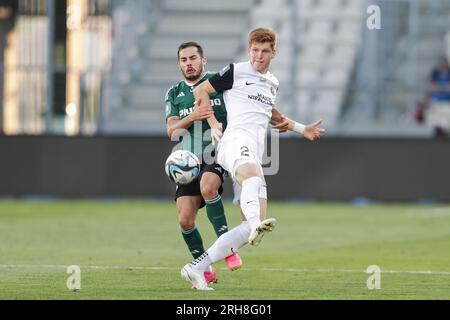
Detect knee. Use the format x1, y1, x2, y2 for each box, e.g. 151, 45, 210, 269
200, 184, 218, 200
178, 212, 195, 231
200, 177, 220, 200
235, 163, 260, 185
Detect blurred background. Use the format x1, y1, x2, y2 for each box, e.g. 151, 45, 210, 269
0, 0, 449, 201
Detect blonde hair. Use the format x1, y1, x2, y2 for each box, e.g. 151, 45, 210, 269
248, 28, 277, 51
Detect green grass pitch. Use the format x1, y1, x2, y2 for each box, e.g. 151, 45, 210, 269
1, 200, 450, 299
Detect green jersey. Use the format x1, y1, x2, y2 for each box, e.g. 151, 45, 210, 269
165, 72, 227, 157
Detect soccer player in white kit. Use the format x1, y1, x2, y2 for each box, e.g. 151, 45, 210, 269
181, 28, 325, 290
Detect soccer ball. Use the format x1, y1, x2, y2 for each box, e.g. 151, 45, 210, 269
165, 150, 200, 185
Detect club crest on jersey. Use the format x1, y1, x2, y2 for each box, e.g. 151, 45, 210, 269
270, 86, 277, 96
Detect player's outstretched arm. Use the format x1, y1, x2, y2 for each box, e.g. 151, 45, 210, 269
271, 107, 325, 140
271, 107, 290, 133
273, 113, 325, 141
297, 119, 325, 141
194, 81, 223, 145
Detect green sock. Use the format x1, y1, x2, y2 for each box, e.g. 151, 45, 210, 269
205, 194, 228, 237
181, 226, 205, 259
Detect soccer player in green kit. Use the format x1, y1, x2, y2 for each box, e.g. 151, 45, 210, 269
165, 42, 240, 285
165, 42, 289, 285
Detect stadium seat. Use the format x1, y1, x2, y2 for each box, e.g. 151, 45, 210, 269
301, 21, 333, 44
322, 68, 350, 88
328, 45, 356, 67
335, 21, 362, 45
296, 92, 314, 121
311, 0, 341, 18
147, 36, 239, 60
313, 93, 344, 123
297, 68, 320, 89
163, 0, 253, 12
341, 0, 364, 18
157, 14, 247, 36
298, 44, 328, 64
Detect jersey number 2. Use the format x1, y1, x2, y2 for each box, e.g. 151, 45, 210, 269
241, 146, 250, 157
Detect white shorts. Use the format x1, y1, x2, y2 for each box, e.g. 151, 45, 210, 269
217, 129, 265, 179
217, 128, 267, 204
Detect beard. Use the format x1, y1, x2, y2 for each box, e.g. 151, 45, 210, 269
182, 66, 204, 82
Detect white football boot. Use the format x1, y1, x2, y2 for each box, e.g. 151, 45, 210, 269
181, 264, 214, 291
248, 218, 277, 246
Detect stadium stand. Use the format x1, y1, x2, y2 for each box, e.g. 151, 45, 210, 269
104, 0, 253, 133
103, 0, 449, 137
237, 0, 363, 125
104, 0, 363, 133
344, 0, 450, 135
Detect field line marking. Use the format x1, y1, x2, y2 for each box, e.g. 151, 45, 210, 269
1, 264, 450, 275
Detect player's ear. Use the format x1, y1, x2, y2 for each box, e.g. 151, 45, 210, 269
202, 56, 207, 67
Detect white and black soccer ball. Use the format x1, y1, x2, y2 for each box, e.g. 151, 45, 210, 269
165, 150, 200, 185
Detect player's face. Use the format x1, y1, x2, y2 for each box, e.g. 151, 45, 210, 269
178, 47, 206, 82
248, 42, 275, 74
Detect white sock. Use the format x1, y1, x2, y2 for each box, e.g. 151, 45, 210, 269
189, 252, 213, 273
207, 221, 251, 263
240, 177, 263, 231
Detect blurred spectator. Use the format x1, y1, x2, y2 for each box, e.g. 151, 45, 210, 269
428, 56, 450, 103
424, 56, 450, 137
0, 0, 17, 134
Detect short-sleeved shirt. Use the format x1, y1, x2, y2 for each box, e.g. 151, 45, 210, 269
165, 72, 227, 158
208, 61, 279, 136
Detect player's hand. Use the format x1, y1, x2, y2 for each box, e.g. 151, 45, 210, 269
303, 119, 325, 141
189, 99, 213, 122
271, 114, 290, 133
210, 122, 223, 146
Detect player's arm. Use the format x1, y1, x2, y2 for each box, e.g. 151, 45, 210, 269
271, 107, 289, 133
289, 118, 325, 141
194, 64, 234, 145
193, 81, 222, 145
193, 81, 221, 129
166, 99, 213, 139
272, 106, 325, 141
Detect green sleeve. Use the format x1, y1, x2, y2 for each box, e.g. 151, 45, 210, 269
165, 86, 179, 120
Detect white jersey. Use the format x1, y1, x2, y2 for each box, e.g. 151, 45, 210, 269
210, 61, 279, 181
209, 61, 279, 140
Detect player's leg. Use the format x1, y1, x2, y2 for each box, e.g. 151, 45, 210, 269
181, 186, 268, 288
200, 166, 243, 271
181, 218, 251, 290
235, 161, 276, 246
235, 162, 266, 231
199, 169, 228, 237
176, 194, 218, 285
218, 135, 275, 245
176, 195, 204, 259
248, 198, 276, 246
